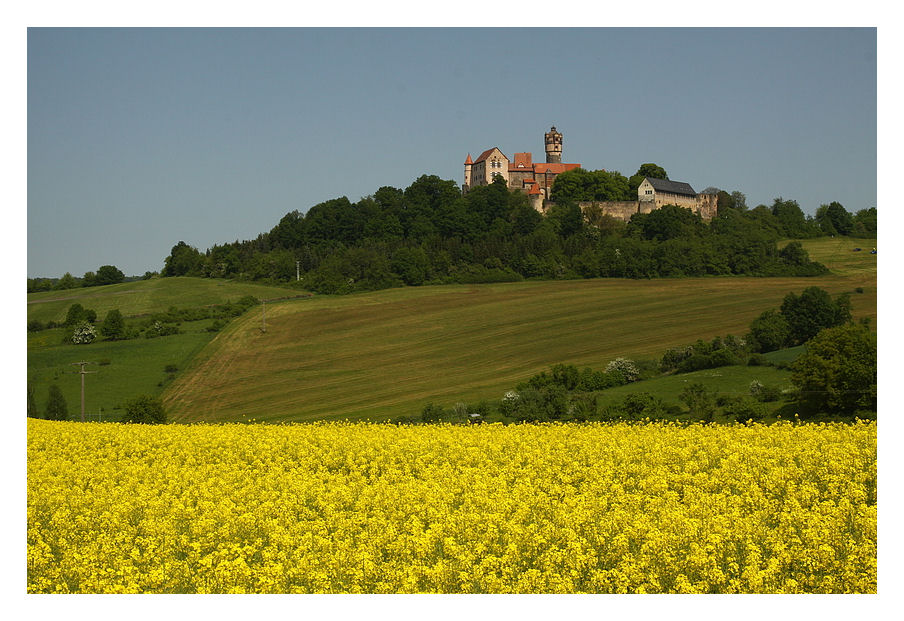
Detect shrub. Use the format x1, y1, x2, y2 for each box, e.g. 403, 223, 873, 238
421, 402, 446, 423
579, 367, 625, 391
65, 303, 86, 326
72, 321, 97, 344
780, 287, 852, 346
621, 392, 661, 419
236, 295, 260, 312
469, 401, 492, 420
145, 321, 180, 338
709, 347, 743, 367
505, 386, 568, 422
45, 385, 68, 421
679, 383, 717, 422
100, 309, 126, 340
569, 396, 597, 421
660, 346, 694, 372
121, 395, 167, 424
791, 322, 876, 417
747, 309, 792, 353
551, 364, 581, 391
602, 392, 666, 421
500, 391, 520, 417
747, 353, 770, 367
605, 358, 639, 382
27, 385, 39, 418
27, 320, 45, 332
749, 380, 782, 403
722, 396, 768, 422
164, 364, 178, 374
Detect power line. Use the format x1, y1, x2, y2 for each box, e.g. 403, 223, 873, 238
70, 361, 97, 423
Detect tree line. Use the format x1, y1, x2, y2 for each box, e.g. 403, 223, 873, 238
153, 166, 874, 293
28, 165, 876, 294
27, 297, 261, 341
27, 264, 149, 294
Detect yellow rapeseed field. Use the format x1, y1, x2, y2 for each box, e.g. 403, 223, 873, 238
26, 418, 876, 594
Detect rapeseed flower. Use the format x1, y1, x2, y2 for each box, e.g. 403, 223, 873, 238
27, 419, 876, 594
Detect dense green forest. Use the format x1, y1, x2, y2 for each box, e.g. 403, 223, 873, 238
29, 168, 877, 295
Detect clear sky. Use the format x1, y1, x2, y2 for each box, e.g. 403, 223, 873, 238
26, 26, 877, 278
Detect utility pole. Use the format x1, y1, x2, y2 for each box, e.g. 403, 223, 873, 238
296, 260, 301, 282
71, 362, 97, 423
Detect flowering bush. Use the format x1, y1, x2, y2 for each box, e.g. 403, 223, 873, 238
71, 321, 96, 344
605, 357, 639, 382
28, 419, 876, 594
499, 390, 520, 416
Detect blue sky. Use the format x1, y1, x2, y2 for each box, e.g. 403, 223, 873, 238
26, 27, 877, 277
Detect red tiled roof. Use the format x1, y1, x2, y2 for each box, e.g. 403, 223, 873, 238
528, 183, 542, 195
474, 147, 508, 164
532, 163, 581, 174
512, 152, 533, 168
464, 153, 473, 165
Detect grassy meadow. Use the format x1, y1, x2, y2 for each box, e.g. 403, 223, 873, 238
26, 276, 301, 325
163, 250, 875, 422
26, 278, 305, 420
27, 236, 875, 424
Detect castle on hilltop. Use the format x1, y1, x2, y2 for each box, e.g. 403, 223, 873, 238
463, 126, 580, 211
463, 126, 718, 221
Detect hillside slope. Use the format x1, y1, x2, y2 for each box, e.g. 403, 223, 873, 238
27, 277, 302, 324
164, 265, 875, 423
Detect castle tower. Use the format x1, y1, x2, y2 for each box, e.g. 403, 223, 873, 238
544, 126, 563, 164
463, 153, 473, 192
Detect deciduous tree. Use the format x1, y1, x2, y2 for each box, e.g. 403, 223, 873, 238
95, 265, 125, 286
163, 241, 204, 277
100, 309, 126, 340
121, 395, 167, 424
679, 383, 716, 422
780, 286, 851, 345
747, 309, 792, 353
791, 322, 876, 417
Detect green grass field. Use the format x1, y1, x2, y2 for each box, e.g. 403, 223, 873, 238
26, 277, 303, 325
27, 237, 876, 424
791, 236, 878, 279
26, 278, 309, 420
589, 363, 794, 412
28, 327, 214, 422
163, 260, 875, 423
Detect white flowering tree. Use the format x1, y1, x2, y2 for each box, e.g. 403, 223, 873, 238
72, 321, 96, 344
606, 357, 640, 382
500, 390, 521, 416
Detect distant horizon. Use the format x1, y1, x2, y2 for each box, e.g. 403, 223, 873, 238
27, 27, 878, 278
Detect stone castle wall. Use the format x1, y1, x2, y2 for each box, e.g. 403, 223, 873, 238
576, 201, 643, 221
544, 200, 717, 222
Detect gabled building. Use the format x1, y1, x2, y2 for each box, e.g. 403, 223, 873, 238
637, 177, 718, 219
464, 127, 581, 210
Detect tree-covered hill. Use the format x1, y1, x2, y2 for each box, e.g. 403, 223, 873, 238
150, 170, 878, 295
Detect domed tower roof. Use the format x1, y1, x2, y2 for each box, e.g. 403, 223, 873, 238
544, 126, 563, 164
